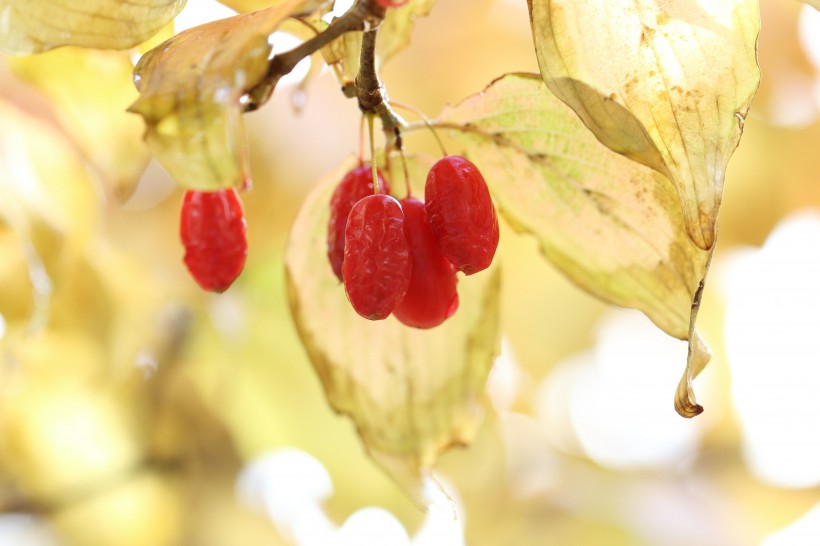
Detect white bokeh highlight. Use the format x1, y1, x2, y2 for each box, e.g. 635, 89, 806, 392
237, 449, 465, 546
723, 211, 820, 488
0, 515, 60, 546
761, 501, 820, 546
538, 309, 703, 469
173, 0, 236, 33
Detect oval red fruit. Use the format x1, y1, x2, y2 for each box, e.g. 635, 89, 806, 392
393, 198, 459, 329
327, 165, 389, 281
424, 155, 499, 275
342, 194, 412, 320
180, 187, 248, 292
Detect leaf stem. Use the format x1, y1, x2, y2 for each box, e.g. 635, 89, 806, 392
391, 101, 447, 156
368, 114, 382, 194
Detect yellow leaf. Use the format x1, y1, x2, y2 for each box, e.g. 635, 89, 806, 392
0, 0, 186, 54
805, 0, 820, 10
436, 73, 711, 416
10, 48, 150, 201
528, 0, 760, 250
285, 155, 501, 497
129, 0, 302, 190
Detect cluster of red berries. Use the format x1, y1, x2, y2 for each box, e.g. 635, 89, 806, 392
327, 156, 499, 329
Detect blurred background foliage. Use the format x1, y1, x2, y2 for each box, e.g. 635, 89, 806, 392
2, 0, 820, 544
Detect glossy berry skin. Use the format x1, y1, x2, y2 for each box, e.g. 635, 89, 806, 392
342, 194, 412, 320
180, 187, 247, 293
393, 198, 459, 329
327, 165, 389, 281
425, 155, 499, 275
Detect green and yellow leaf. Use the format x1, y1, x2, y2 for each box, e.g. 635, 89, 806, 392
436, 73, 710, 416
0, 0, 186, 54
528, 0, 760, 250
11, 48, 150, 201
285, 155, 501, 497
129, 0, 301, 191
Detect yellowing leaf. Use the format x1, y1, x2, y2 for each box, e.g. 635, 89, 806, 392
0, 0, 186, 54
436, 73, 711, 416
528, 0, 760, 250
11, 48, 150, 201
129, 1, 301, 190
285, 155, 501, 496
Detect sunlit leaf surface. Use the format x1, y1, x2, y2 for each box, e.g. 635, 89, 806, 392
11, 48, 150, 201
0, 0, 186, 54
528, 0, 760, 250
285, 155, 501, 494
436, 73, 710, 416
129, 0, 301, 191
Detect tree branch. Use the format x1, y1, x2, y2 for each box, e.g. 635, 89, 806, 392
355, 27, 406, 131
244, 0, 385, 111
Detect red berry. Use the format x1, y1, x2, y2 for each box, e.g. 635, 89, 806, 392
425, 155, 499, 275
327, 165, 389, 280
342, 194, 412, 320
375, 0, 410, 7
393, 198, 459, 329
180, 187, 247, 292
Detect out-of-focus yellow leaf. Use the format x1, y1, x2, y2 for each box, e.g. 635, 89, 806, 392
0, 0, 186, 54
323, 0, 436, 84
0, 99, 99, 256
129, 0, 302, 191
218, 0, 329, 14
285, 155, 501, 497
436, 73, 711, 416
10, 48, 150, 201
51, 471, 184, 546
0, 96, 101, 341
805, 0, 820, 10
528, 0, 760, 250
0, 379, 143, 502
323, 30, 363, 84
378, 0, 436, 66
